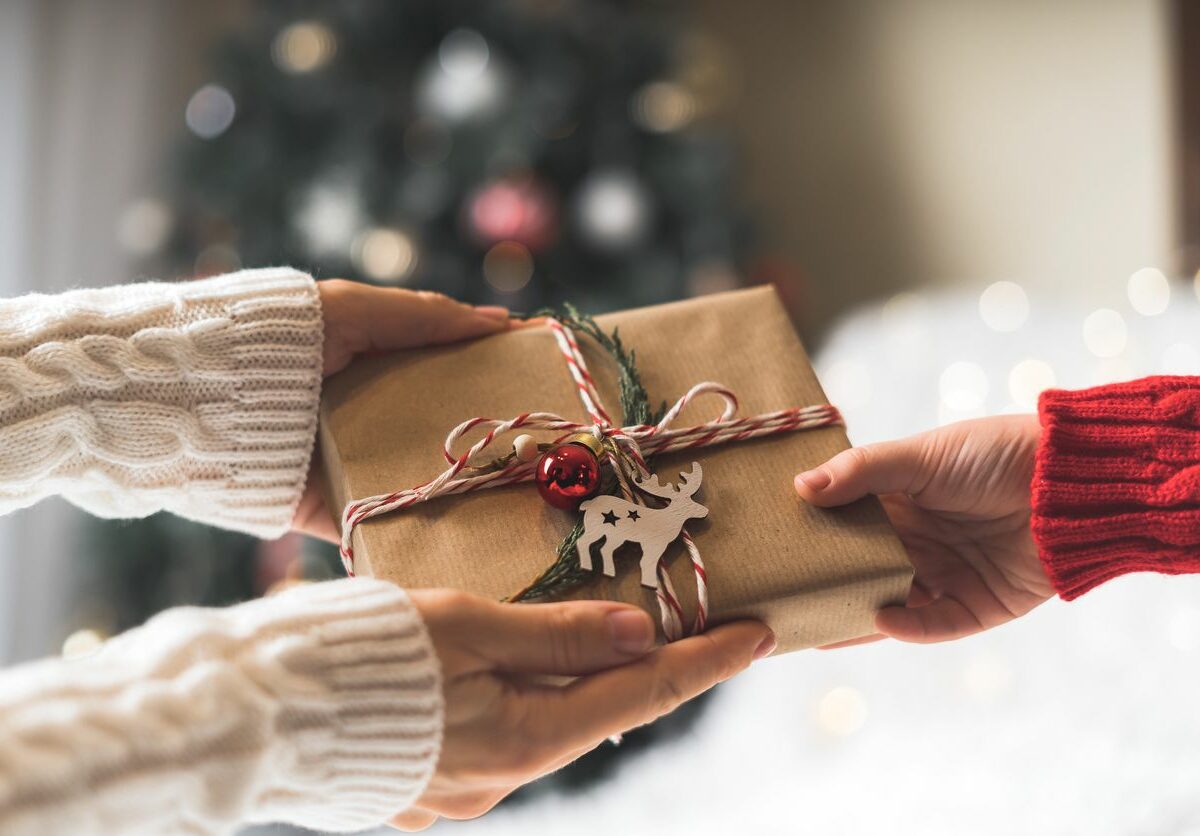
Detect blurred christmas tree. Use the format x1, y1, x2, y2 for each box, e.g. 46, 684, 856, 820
87, 0, 753, 802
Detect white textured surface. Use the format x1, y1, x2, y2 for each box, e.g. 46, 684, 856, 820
446, 280, 1200, 835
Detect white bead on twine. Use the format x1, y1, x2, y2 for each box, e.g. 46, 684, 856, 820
339, 318, 843, 641
513, 433, 539, 463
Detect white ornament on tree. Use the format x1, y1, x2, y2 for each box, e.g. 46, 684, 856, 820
576, 462, 708, 588
574, 169, 652, 252
291, 178, 364, 258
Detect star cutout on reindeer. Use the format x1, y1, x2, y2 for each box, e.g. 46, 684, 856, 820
576, 463, 708, 589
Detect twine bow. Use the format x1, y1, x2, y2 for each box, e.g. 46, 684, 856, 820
339, 318, 842, 640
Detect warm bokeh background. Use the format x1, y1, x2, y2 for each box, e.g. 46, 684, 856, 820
2, 1, 1198, 834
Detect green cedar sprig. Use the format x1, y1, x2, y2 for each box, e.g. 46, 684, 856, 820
506, 307, 662, 602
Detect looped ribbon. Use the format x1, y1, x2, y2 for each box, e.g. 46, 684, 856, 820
339, 319, 843, 641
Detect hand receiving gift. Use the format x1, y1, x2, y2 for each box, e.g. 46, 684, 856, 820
796, 414, 1053, 644
389, 591, 773, 831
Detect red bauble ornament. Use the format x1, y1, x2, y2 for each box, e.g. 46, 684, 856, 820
467, 177, 557, 251
536, 439, 601, 510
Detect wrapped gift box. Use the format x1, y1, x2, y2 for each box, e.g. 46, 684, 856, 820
318, 286, 912, 653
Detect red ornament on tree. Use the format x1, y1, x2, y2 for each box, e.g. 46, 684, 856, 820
467, 176, 557, 251
535, 433, 603, 509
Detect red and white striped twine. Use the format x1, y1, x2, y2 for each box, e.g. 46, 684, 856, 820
339, 318, 842, 641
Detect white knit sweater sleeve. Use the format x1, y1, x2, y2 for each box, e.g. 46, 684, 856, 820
0, 267, 324, 538
0, 577, 444, 835
0, 271, 447, 832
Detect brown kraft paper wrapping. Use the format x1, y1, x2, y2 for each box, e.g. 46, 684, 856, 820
318, 285, 913, 653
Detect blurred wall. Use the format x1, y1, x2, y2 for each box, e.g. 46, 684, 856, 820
697, 0, 1175, 336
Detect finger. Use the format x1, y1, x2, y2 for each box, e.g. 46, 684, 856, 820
387, 808, 439, 831
818, 633, 886, 650
361, 287, 509, 350
535, 620, 772, 750
325, 280, 509, 355
794, 437, 934, 507
875, 597, 987, 643
420, 593, 658, 675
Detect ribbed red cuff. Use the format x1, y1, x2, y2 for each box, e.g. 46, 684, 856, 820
1031, 376, 1200, 600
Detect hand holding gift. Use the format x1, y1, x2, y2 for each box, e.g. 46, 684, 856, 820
292, 280, 512, 542
390, 590, 772, 830
796, 415, 1051, 644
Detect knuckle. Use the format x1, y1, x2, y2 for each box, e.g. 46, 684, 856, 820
701, 631, 749, 682
410, 588, 480, 630
644, 658, 689, 720
842, 445, 871, 474
543, 606, 586, 671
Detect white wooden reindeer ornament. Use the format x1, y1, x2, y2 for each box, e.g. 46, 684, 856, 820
576, 462, 707, 588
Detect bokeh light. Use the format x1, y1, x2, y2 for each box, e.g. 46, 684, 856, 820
291, 179, 363, 257
1007, 358, 1056, 410
978, 281, 1029, 332
939, 361, 989, 410
468, 178, 556, 250
879, 292, 933, 364
194, 243, 241, 277
419, 29, 504, 122
116, 198, 173, 256
631, 81, 696, 133
271, 20, 337, 74
1127, 267, 1170, 316
352, 228, 417, 283
816, 686, 868, 736
575, 171, 651, 252
483, 241, 534, 292
1082, 308, 1127, 358
185, 84, 236, 139
439, 28, 490, 78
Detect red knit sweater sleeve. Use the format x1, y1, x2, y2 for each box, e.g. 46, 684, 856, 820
1032, 376, 1200, 600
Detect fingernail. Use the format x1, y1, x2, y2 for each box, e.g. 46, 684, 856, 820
796, 468, 830, 491
607, 609, 654, 654
475, 305, 510, 320
753, 631, 777, 660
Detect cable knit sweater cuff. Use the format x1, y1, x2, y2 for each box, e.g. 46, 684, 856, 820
1031, 377, 1200, 600
0, 267, 324, 538
248, 579, 443, 831
0, 578, 442, 834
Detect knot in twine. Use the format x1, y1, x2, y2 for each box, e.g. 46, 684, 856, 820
339, 318, 842, 641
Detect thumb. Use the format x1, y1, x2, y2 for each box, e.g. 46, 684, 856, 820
536, 620, 774, 752
437, 596, 659, 676
794, 437, 935, 507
